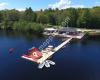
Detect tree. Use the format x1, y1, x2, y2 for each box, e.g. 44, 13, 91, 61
66, 8, 78, 27
0, 6, 100, 31
37, 14, 48, 24
23, 7, 37, 22
90, 7, 100, 28
47, 13, 57, 25
61, 17, 70, 27
7, 9, 20, 21
0, 11, 3, 23
77, 9, 91, 28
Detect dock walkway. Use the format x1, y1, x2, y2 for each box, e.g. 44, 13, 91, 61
37, 37, 72, 64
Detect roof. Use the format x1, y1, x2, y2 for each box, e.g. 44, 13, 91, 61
44, 28, 57, 31
58, 27, 77, 32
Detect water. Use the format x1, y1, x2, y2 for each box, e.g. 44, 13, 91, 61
0, 30, 100, 80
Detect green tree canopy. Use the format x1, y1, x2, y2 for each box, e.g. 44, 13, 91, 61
23, 7, 37, 22
77, 9, 92, 28
37, 13, 48, 24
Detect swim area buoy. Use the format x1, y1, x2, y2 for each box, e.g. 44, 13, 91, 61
9, 48, 14, 53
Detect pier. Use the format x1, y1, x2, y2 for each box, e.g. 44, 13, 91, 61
22, 27, 85, 64
22, 35, 85, 64
22, 37, 73, 64
37, 37, 72, 64
53, 33, 85, 39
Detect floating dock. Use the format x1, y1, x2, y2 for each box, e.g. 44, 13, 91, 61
22, 31, 85, 64
37, 37, 72, 64
22, 37, 73, 64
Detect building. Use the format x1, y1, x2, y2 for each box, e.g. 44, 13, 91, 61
43, 28, 57, 35
58, 27, 80, 35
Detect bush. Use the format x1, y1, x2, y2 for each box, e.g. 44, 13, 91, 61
13, 21, 44, 33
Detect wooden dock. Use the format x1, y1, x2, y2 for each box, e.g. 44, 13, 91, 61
37, 37, 72, 64
22, 32, 85, 64
55, 33, 85, 39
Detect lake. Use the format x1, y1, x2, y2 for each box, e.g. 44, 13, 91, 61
0, 30, 100, 80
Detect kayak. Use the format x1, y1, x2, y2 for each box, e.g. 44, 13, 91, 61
38, 61, 45, 69
45, 60, 50, 68
47, 60, 55, 65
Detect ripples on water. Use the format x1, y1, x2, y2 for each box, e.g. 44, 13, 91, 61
0, 30, 100, 80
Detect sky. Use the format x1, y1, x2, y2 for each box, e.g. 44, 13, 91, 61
0, 0, 100, 11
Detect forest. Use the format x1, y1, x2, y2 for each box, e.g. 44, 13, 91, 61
0, 6, 100, 33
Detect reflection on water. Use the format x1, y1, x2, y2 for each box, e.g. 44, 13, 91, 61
0, 30, 44, 41
0, 30, 100, 80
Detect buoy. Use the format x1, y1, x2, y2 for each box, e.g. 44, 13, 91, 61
9, 48, 14, 53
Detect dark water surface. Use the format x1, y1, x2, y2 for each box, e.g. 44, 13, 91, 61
0, 31, 100, 80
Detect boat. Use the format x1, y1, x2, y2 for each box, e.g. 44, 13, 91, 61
45, 60, 50, 68
38, 61, 45, 69
38, 60, 55, 69
47, 60, 55, 65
